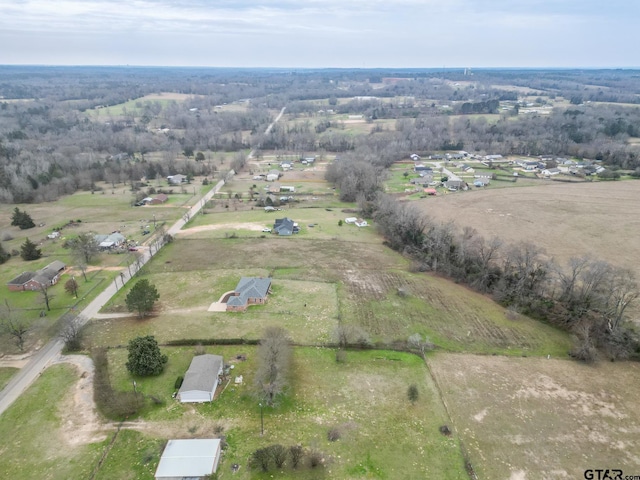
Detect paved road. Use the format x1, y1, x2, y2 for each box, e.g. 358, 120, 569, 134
0, 106, 286, 417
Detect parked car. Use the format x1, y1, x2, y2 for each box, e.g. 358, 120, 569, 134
262, 227, 272, 233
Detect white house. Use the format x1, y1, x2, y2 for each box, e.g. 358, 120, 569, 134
178, 354, 224, 403
355, 219, 368, 227
155, 439, 221, 480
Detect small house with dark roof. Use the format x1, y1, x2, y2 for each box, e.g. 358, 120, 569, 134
178, 354, 224, 403
274, 217, 298, 236
226, 277, 272, 312
7, 261, 66, 291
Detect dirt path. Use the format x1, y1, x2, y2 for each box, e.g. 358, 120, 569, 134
176, 222, 266, 235
53, 355, 113, 446
0, 353, 33, 369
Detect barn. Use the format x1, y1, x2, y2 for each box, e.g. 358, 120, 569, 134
155, 438, 221, 480
177, 354, 224, 403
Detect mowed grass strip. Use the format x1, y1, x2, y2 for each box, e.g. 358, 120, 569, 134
429, 353, 640, 480
106, 346, 467, 479
0, 364, 105, 480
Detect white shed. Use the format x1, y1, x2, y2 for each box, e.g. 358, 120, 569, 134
178, 354, 223, 403
155, 438, 221, 480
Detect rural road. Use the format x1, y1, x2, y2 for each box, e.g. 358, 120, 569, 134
0, 106, 286, 417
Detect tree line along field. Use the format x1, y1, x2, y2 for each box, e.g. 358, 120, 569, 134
415, 180, 640, 321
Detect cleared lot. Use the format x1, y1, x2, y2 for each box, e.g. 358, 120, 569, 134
429, 353, 640, 480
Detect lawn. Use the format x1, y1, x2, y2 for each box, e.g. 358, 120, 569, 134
429, 353, 640, 480
103, 346, 468, 479
92, 224, 570, 356
0, 364, 105, 480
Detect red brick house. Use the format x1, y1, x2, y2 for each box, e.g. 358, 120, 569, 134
7, 260, 66, 292
226, 277, 272, 312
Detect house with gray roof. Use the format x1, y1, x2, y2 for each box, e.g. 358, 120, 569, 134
274, 217, 298, 236
94, 232, 126, 249
7, 260, 66, 292
226, 277, 272, 312
178, 354, 224, 403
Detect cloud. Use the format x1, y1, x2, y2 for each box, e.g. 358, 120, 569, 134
0, 0, 637, 66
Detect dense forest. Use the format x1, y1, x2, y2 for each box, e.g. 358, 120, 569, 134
1, 66, 639, 203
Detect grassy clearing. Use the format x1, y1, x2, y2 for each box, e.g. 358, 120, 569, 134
182, 206, 378, 242
105, 346, 467, 479
93, 429, 165, 480
92, 226, 570, 356
0, 364, 105, 480
430, 353, 640, 480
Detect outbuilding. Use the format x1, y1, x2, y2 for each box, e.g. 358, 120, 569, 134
177, 354, 224, 403
155, 438, 221, 480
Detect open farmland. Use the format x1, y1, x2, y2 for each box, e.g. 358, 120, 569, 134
416, 181, 640, 317
430, 353, 640, 480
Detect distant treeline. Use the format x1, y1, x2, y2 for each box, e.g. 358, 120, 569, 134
1, 67, 640, 203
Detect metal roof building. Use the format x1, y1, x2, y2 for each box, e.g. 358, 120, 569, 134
177, 354, 224, 403
155, 438, 221, 479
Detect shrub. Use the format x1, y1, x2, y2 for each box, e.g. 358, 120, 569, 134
174, 376, 184, 389
439, 425, 452, 436
327, 427, 341, 442
289, 445, 304, 469
269, 444, 287, 469
308, 448, 324, 468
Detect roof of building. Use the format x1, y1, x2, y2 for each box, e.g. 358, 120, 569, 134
7, 271, 36, 286
274, 217, 294, 235
155, 438, 221, 478
179, 354, 223, 395
95, 232, 126, 248
7, 260, 66, 287
227, 277, 271, 307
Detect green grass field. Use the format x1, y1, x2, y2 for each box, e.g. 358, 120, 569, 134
91, 204, 571, 356
100, 346, 468, 479
0, 364, 105, 480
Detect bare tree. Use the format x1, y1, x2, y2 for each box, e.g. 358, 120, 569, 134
602, 267, 639, 332
39, 284, 52, 312
407, 333, 434, 358
68, 232, 100, 264
65, 278, 79, 298
255, 327, 291, 406
77, 262, 88, 282
60, 314, 84, 352
0, 301, 30, 351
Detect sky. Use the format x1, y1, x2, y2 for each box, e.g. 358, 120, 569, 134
0, 0, 638, 68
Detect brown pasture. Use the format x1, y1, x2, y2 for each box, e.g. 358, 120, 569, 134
429, 353, 640, 480
416, 181, 640, 289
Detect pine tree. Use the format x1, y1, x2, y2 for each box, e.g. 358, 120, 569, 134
11, 208, 35, 230
20, 238, 42, 261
